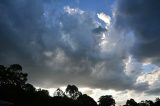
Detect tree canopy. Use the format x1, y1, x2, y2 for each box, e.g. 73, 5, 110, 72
0, 64, 27, 87
65, 84, 82, 99
98, 95, 115, 106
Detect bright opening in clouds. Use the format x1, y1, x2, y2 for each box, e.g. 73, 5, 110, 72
0, 0, 160, 105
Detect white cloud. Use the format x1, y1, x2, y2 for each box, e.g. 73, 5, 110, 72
97, 12, 111, 28
64, 6, 84, 15
137, 69, 160, 86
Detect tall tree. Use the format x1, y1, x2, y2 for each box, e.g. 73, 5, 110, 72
125, 99, 138, 106
0, 64, 28, 87
37, 89, 49, 97
65, 85, 82, 100
155, 98, 160, 106
98, 95, 115, 106
145, 100, 154, 106
23, 83, 36, 93
138, 101, 147, 106
54, 88, 65, 97
77, 94, 98, 106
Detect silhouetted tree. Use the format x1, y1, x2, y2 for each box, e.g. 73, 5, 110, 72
98, 95, 115, 106
52, 96, 76, 106
155, 98, 160, 106
0, 64, 28, 87
23, 83, 36, 93
54, 88, 65, 97
77, 94, 98, 106
124, 98, 138, 106
0, 65, 6, 85
138, 101, 149, 106
145, 100, 154, 106
37, 88, 49, 97
65, 85, 82, 99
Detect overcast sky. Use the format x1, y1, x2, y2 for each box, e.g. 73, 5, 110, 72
0, 0, 160, 104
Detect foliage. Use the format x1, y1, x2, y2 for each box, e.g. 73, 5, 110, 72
77, 94, 98, 106
65, 84, 82, 99
125, 98, 138, 106
54, 88, 65, 97
0, 64, 27, 87
98, 95, 115, 106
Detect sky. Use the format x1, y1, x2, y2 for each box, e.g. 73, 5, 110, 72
0, 0, 160, 105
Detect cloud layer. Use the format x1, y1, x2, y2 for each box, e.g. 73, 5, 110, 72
0, 0, 160, 97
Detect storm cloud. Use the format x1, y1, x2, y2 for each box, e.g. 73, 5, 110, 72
0, 0, 160, 95
113, 0, 160, 64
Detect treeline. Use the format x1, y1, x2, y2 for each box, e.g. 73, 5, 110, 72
0, 64, 160, 106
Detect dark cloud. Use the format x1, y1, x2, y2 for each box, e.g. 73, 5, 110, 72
93, 26, 107, 34
0, 0, 44, 64
113, 0, 160, 63
146, 88, 160, 96
0, 0, 153, 92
